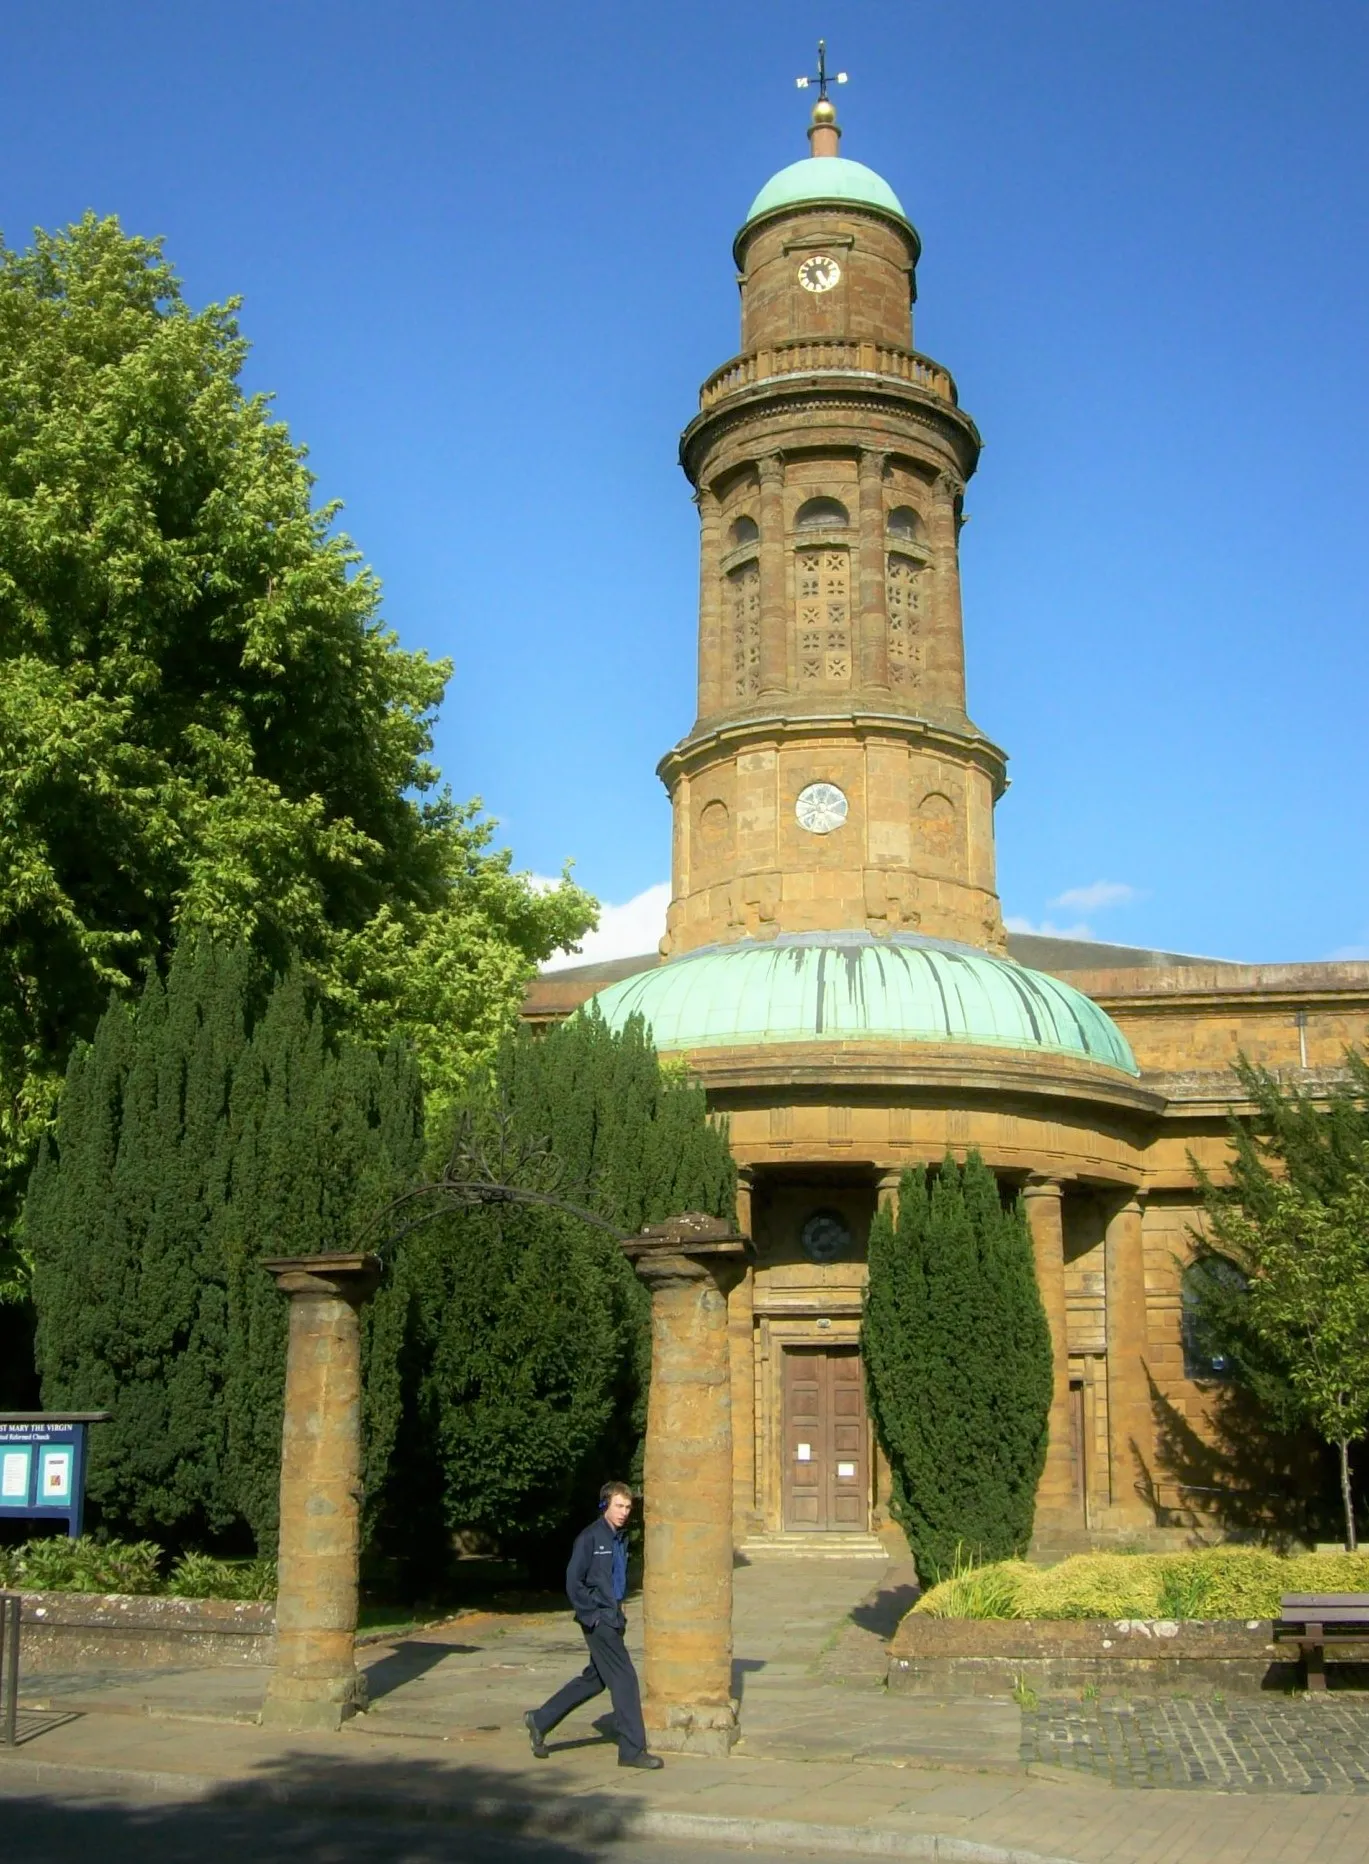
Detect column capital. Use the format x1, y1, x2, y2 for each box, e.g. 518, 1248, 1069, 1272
758, 452, 785, 485
858, 446, 888, 480
934, 468, 964, 502
261, 1252, 382, 1304
625, 1213, 750, 1295
1021, 1175, 1065, 1202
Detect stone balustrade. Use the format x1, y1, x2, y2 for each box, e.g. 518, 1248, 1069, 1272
700, 339, 957, 409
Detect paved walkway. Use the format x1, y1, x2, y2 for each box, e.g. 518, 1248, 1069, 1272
1025, 1694, 1369, 1793
6, 1555, 1369, 1863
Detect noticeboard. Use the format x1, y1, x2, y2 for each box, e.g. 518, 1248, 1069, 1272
0, 1414, 110, 1539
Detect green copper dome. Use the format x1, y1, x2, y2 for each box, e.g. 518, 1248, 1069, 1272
584, 933, 1138, 1076
744, 156, 908, 228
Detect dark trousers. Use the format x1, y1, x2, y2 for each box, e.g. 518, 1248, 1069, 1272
531, 1620, 647, 1760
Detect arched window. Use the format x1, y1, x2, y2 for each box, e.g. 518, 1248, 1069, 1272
730, 515, 759, 547
795, 496, 850, 531
887, 504, 926, 543
1181, 1255, 1248, 1380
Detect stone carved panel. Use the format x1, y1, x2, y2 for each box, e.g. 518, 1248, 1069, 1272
796, 547, 851, 687
886, 552, 924, 691
727, 559, 761, 698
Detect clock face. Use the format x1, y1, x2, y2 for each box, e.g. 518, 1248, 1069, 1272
797, 254, 842, 294
795, 781, 848, 835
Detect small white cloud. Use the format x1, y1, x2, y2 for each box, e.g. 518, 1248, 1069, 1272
1005, 915, 1097, 941
541, 881, 671, 972
1050, 880, 1142, 914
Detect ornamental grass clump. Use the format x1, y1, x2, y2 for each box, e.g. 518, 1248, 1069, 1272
913, 1547, 1369, 1620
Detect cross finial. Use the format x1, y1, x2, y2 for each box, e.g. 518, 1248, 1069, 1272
796, 40, 847, 102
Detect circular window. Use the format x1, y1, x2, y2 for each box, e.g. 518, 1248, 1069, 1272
801, 1209, 852, 1264
795, 781, 848, 835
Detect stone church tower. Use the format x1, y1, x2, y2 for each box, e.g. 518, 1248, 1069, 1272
661, 94, 1006, 957
528, 88, 1369, 1556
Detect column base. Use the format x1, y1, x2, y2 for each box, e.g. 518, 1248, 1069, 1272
261, 1669, 367, 1733
646, 1697, 739, 1756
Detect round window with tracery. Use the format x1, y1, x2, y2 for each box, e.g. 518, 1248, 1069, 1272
801, 1209, 852, 1263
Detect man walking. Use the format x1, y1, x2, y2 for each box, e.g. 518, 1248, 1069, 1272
524, 1481, 663, 1770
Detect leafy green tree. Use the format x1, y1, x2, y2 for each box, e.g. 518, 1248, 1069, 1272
1192, 1053, 1369, 1549
367, 1009, 735, 1576
24, 938, 423, 1550
0, 214, 592, 1287
864, 1153, 1052, 1582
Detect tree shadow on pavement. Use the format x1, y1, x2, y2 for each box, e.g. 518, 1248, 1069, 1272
1, 1747, 653, 1863
359, 1638, 476, 1702
848, 1572, 920, 1640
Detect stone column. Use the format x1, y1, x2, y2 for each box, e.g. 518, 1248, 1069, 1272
857, 449, 889, 693
696, 485, 723, 721
1021, 1178, 1077, 1525
876, 1168, 903, 1214
625, 1213, 748, 1756
260, 1252, 381, 1732
928, 470, 968, 716
1104, 1195, 1155, 1527
758, 455, 788, 698
728, 1169, 757, 1536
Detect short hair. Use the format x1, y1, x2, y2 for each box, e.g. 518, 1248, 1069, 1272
599, 1480, 632, 1507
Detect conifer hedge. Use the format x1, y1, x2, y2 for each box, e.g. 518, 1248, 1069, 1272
25, 940, 423, 1552
367, 1009, 736, 1575
863, 1153, 1052, 1581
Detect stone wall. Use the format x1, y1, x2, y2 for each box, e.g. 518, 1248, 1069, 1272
16, 1591, 275, 1669
887, 1615, 1335, 1697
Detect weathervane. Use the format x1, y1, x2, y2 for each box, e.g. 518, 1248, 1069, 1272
796, 39, 847, 103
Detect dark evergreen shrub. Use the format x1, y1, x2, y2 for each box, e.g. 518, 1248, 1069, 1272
864, 1152, 1052, 1582
25, 939, 423, 1551
366, 1008, 735, 1573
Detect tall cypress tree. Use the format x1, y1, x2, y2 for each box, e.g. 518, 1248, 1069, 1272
26, 940, 423, 1551
864, 1152, 1052, 1581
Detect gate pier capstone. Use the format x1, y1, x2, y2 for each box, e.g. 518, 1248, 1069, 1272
625, 1214, 748, 1757
260, 1251, 381, 1732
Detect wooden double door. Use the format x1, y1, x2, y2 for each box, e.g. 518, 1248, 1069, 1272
782, 1346, 869, 1531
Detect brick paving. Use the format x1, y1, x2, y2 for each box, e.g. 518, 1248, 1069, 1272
1023, 1693, 1369, 1792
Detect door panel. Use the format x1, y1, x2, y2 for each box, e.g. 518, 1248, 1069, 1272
782, 1346, 868, 1531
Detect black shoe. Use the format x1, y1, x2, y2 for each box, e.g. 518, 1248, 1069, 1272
524, 1710, 549, 1760
618, 1751, 664, 1770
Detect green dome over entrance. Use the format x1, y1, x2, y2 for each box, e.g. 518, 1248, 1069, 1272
744, 156, 908, 229
584, 933, 1139, 1076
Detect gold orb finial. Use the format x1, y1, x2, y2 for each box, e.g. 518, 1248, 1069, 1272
811, 97, 837, 127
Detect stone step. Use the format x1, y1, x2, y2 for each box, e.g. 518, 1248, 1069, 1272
737, 1533, 889, 1560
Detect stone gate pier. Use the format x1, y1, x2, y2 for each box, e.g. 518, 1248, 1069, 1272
260, 1251, 381, 1732
626, 1213, 749, 1756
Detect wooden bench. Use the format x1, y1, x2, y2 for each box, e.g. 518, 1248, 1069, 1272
1275, 1593, 1369, 1690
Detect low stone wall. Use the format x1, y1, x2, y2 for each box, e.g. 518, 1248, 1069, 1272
887, 1615, 1369, 1696
16, 1591, 275, 1669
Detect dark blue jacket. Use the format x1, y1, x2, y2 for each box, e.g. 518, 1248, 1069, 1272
565, 1516, 628, 1632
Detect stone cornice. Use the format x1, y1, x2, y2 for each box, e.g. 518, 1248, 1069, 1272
680, 1040, 1167, 1123
679, 375, 981, 488
1077, 961, 1369, 1012
657, 708, 1009, 799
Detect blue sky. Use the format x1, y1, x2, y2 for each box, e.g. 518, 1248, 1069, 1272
4, 1, 1367, 965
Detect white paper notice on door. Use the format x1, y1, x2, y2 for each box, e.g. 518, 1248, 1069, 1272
1, 1449, 29, 1498
795, 1443, 812, 1462
837, 1461, 857, 1479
